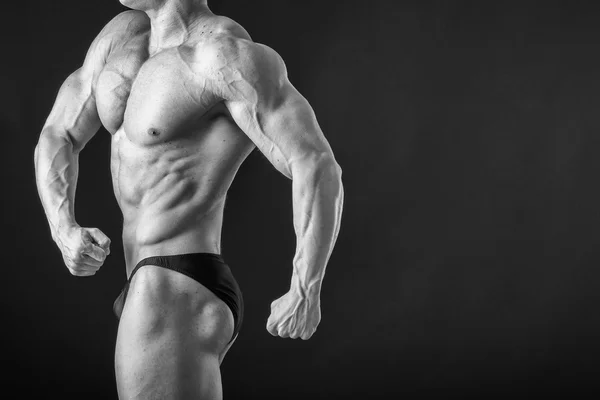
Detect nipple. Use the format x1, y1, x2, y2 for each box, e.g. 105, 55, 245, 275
148, 128, 160, 137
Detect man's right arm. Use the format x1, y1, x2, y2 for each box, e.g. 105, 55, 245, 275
34, 57, 103, 240
33, 13, 138, 275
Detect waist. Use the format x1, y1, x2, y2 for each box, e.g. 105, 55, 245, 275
122, 208, 224, 273
130, 252, 227, 280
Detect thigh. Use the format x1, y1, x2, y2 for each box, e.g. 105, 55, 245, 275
115, 338, 224, 400
120, 265, 235, 349
115, 265, 235, 399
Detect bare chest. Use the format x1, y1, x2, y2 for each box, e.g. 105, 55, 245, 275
96, 42, 221, 143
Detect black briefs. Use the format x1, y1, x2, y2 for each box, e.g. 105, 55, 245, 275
113, 253, 244, 343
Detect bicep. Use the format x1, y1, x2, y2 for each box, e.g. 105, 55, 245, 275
41, 12, 136, 151
228, 83, 334, 178
43, 67, 101, 153
220, 42, 335, 178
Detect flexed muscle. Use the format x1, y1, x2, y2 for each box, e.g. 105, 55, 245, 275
34, 1, 343, 399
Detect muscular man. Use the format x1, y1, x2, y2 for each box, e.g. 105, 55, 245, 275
34, 0, 343, 399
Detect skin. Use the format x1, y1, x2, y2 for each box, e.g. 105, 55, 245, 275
34, 0, 344, 399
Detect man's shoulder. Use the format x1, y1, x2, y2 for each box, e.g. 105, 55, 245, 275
209, 15, 252, 42
77, 11, 149, 78
105, 10, 149, 34
94, 10, 150, 47
188, 21, 285, 86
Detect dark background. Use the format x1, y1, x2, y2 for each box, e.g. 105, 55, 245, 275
4, 0, 600, 398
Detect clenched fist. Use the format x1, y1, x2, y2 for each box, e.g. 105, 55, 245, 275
266, 288, 321, 340
54, 225, 111, 277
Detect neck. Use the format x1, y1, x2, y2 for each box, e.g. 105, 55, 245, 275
145, 0, 211, 52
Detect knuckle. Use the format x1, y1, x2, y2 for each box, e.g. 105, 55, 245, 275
74, 242, 86, 253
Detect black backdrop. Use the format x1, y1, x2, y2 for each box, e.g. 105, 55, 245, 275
4, 0, 600, 398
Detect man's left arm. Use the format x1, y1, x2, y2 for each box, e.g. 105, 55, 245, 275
216, 40, 344, 340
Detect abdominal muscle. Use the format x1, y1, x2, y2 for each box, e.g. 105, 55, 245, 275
110, 116, 254, 275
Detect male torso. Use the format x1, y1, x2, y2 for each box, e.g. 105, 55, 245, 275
34, 2, 342, 397
95, 11, 254, 271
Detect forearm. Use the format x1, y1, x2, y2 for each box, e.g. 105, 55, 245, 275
34, 127, 80, 238
290, 154, 344, 297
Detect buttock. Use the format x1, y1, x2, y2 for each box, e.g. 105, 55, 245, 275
113, 252, 244, 344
